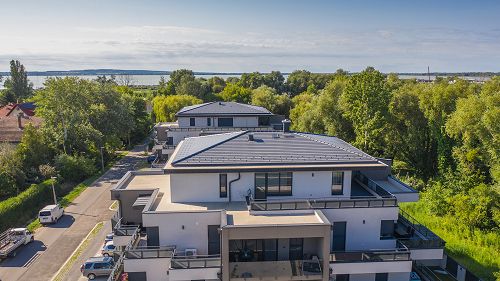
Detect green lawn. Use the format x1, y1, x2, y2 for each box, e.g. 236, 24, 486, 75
401, 202, 500, 281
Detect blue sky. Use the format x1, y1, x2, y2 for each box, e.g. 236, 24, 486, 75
0, 0, 499, 72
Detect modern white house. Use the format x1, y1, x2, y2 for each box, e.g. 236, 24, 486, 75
110, 129, 445, 281
152, 102, 284, 161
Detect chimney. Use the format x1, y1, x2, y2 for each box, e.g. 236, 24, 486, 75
17, 112, 23, 130
282, 119, 291, 133
248, 133, 254, 141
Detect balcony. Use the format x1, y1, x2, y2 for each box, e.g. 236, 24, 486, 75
396, 209, 445, 260
112, 216, 140, 246
248, 196, 397, 212
124, 246, 175, 259
169, 254, 221, 281
329, 244, 412, 274
230, 259, 323, 281
354, 172, 419, 202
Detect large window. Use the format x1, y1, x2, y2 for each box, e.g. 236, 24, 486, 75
254, 172, 292, 198
207, 117, 211, 126
218, 117, 233, 127
229, 239, 278, 262
189, 117, 195, 126
335, 274, 350, 281
375, 273, 388, 281
219, 174, 228, 198
332, 171, 344, 195
380, 220, 395, 240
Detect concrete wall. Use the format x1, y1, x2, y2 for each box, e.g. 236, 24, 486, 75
170, 171, 352, 203
117, 190, 155, 225
124, 257, 170, 281
177, 116, 259, 128
168, 130, 201, 146
169, 267, 220, 281
345, 272, 411, 281
321, 207, 399, 251
142, 211, 222, 254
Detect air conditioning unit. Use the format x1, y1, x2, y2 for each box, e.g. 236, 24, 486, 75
185, 248, 197, 257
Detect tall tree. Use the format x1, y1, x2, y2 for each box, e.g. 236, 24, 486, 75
217, 83, 252, 103
251, 85, 291, 116
340, 67, 391, 155
2, 60, 33, 103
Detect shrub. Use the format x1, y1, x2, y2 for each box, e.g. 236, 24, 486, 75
0, 180, 55, 230
55, 154, 97, 183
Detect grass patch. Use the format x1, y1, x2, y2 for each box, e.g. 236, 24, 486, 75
52, 221, 104, 281
401, 201, 500, 281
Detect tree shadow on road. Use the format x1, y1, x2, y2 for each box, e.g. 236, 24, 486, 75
45, 214, 75, 229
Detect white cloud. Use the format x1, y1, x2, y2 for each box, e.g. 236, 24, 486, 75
0, 25, 498, 72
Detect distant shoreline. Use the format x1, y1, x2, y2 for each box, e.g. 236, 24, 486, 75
0, 69, 498, 77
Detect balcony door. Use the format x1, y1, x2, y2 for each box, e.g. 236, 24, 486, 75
208, 225, 220, 255
289, 238, 304, 260
254, 173, 267, 200
332, 222, 346, 251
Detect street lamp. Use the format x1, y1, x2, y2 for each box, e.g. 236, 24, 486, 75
100, 146, 105, 172
50, 176, 58, 205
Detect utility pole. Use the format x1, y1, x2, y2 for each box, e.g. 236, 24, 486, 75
427, 66, 431, 82
100, 146, 105, 172
51, 176, 58, 205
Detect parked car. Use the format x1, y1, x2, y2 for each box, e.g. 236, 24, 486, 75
80, 256, 114, 280
146, 154, 157, 164
0, 228, 34, 259
38, 204, 64, 225
104, 233, 113, 243
101, 241, 116, 257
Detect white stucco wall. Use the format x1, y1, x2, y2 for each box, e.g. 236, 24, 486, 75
170, 171, 352, 203
142, 211, 222, 254
177, 116, 259, 128
124, 257, 170, 281
322, 207, 399, 251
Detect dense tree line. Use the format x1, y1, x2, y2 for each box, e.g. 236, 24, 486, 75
153, 67, 499, 238
0, 62, 152, 199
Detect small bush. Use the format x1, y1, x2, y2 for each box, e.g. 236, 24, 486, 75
55, 154, 97, 183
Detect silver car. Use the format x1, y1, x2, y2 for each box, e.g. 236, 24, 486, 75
80, 257, 114, 280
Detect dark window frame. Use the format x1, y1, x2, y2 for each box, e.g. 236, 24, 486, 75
220, 174, 228, 198
218, 117, 234, 127
189, 117, 195, 126
254, 172, 293, 197
380, 220, 395, 240
331, 171, 344, 195
375, 273, 388, 281
207, 117, 211, 126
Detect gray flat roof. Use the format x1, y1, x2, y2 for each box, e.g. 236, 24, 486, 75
168, 131, 382, 169
176, 102, 273, 117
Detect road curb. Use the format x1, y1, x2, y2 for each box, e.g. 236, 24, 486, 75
50, 221, 104, 281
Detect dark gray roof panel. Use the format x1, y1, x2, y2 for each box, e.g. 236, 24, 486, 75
176, 102, 273, 116
172, 131, 246, 164
172, 131, 379, 167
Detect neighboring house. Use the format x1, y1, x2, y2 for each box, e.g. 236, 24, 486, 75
110, 127, 445, 281
153, 101, 284, 161
0, 102, 42, 143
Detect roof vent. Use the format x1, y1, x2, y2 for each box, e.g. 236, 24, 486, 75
282, 119, 291, 133
248, 134, 254, 141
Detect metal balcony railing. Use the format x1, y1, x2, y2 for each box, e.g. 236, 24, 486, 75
397, 209, 445, 249
249, 196, 397, 211
124, 246, 176, 259
353, 172, 392, 197
170, 254, 222, 269
113, 217, 140, 236
166, 126, 277, 132
330, 243, 410, 263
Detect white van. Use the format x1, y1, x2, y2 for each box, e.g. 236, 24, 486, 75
38, 204, 64, 225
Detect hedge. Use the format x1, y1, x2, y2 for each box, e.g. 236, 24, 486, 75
0, 179, 68, 232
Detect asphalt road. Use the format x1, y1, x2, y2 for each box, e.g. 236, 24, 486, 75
0, 146, 147, 281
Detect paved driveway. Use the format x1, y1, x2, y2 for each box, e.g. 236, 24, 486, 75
0, 146, 147, 281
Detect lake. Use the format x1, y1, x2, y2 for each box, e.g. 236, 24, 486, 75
0, 74, 490, 89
